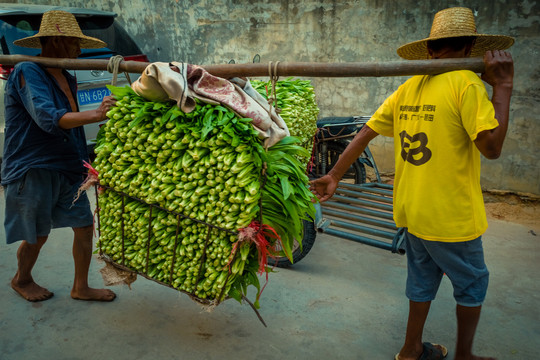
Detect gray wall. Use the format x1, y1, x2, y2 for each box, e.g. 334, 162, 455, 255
11, 0, 540, 195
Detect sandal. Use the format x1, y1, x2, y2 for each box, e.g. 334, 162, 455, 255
394, 342, 448, 360
419, 343, 448, 360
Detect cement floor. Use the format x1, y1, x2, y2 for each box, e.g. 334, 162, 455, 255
0, 190, 538, 360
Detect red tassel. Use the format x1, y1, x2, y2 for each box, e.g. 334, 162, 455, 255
228, 221, 282, 302
73, 160, 100, 204
238, 221, 280, 275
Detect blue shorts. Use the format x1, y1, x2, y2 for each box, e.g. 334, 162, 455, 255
404, 230, 489, 307
3, 168, 94, 245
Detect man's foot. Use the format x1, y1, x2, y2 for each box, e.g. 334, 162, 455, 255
71, 287, 116, 302
11, 276, 54, 302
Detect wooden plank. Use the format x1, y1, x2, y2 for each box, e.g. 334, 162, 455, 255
0, 55, 485, 78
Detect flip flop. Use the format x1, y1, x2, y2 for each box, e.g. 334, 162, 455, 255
419, 343, 448, 360
394, 343, 448, 360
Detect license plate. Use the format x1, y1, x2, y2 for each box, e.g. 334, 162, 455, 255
77, 87, 111, 106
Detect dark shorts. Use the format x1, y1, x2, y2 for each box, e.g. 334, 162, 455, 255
405, 230, 489, 307
4, 168, 93, 244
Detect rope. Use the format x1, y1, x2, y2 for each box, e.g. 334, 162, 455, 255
258, 161, 268, 226
266, 61, 281, 116
307, 130, 320, 174
107, 55, 132, 86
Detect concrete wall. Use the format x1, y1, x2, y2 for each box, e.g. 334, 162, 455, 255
11, 0, 540, 195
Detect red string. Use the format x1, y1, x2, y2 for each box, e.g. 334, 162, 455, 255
307, 129, 320, 174
240, 221, 280, 275
83, 160, 99, 178
80, 160, 102, 238
227, 221, 281, 302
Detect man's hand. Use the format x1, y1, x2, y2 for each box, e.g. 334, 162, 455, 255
95, 95, 117, 122
481, 50, 514, 88
58, 95, 117, 129
309, 174, 339, 202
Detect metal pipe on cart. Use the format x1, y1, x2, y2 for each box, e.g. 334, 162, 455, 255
324, 227, 404, 254
314, 183, 406, 255
316, 210, 406, 254
321, 207, 396, 230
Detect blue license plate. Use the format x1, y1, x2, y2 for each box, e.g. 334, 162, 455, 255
77, 87, 111, 106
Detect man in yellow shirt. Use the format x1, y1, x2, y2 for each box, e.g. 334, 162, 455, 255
310, 7, 514, 360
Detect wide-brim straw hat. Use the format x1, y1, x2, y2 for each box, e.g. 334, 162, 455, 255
397, 7, 514, 60
13, 10, 106, 49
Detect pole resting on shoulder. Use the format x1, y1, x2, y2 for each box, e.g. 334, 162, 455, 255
0, 55, 485, 78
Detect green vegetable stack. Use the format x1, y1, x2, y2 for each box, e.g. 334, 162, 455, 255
93, 85, 315, 307
251, 78, 319, 167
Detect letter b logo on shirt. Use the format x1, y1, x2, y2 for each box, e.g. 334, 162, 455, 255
399, 131, 432, 166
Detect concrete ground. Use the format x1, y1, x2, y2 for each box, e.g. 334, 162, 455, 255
0, 189, 538, 360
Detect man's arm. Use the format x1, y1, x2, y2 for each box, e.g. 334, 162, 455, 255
57, 95, 116, 129
475, 50, 514, 159
327, 124, 380, 180
310, 125, 379, 202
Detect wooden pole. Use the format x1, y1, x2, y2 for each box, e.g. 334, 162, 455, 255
0, 55, 485, 78
203, 58, 486, 77
0, 55, 147, 73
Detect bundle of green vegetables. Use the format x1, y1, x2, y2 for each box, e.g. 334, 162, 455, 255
93, 85, 315, 307
251, 78, 319, 166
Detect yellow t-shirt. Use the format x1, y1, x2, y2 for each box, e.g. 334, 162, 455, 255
367, 70, 499, 242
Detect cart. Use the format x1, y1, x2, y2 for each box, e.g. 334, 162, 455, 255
316, 182, 405, 254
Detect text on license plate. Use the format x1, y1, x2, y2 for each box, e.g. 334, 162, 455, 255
77, 87, 111, 106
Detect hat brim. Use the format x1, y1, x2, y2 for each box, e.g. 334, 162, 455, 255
13, 33, 106, 49
397, 34, 515, 60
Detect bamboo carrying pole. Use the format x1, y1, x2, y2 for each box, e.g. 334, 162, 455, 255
0, 55, 485, 78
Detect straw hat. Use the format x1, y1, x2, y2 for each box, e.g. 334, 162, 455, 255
397, 7, 514, 60
13, 10, 106, 49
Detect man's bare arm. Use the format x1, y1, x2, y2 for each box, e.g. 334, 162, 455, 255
475, 50, 514, 159
310, 124, 379, 202
57, 96, 116, 129
327, 124, 380, 180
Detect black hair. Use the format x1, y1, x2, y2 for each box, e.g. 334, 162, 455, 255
426, 36, 476, 52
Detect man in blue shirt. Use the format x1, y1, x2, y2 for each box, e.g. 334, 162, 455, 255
2, 10, 116, 302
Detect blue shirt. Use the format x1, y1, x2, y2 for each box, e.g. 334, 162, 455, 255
1, 62, 89, 185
